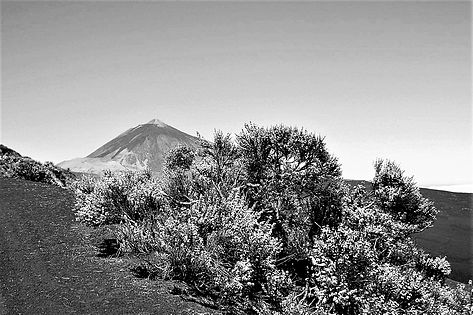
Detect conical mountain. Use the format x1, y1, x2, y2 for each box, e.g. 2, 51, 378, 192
58, 118, 200, 175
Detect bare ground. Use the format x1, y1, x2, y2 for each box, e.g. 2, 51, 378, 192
0, 178, 217, 314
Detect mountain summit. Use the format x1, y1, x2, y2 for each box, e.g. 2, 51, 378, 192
146, 118, 168, 127
58, 119, 199, 175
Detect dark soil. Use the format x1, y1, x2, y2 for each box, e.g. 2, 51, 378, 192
0, 178, 218, 314
414, 188, 472, 282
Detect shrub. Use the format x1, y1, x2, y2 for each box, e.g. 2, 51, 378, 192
116, 192, 290, 313
373, 159, 437, 232
164, 145, 195, 171
291, 176, 470, 315
237, 124, 344, 238
0, 155, 74, 187
72, 170, 162, 225
72, 124, 472, 314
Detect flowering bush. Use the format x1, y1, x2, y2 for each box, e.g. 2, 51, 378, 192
0, 155, 74, 187
116, 192, 290, 313
71, 124, 472, 314
288, 177, 471, 314
72, 170, 163, 225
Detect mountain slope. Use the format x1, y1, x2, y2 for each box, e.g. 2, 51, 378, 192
414, 187, 472, 283
58, 119, 200, 175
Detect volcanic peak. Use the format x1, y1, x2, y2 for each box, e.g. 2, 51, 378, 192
146, 118, 168, 127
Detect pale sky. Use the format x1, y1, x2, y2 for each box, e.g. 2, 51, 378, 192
1, 1, 471, 189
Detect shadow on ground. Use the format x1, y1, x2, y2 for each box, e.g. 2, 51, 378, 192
96, 238, 120, 257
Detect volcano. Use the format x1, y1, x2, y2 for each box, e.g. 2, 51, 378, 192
58, 118, 200, 175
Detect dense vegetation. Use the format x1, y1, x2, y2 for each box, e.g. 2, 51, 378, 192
0, 144, 74, 187
72, 124, 472, 314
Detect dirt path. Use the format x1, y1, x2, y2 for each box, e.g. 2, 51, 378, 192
0, 178, 215, 314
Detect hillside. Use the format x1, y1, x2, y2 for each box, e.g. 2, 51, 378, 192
347, 180, 472, 283
58, 119, 200, 175
415, 187, 472, 282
